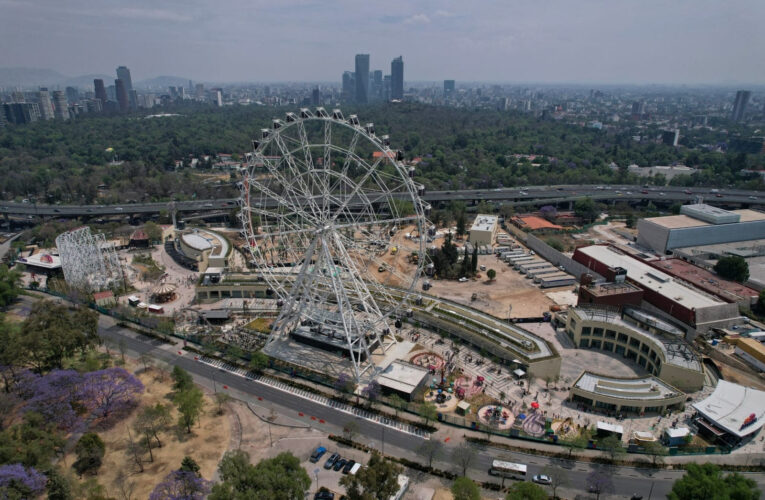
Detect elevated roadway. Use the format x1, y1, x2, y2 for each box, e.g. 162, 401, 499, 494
1, 185, 761, 218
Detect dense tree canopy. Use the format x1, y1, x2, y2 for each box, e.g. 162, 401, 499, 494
714, 256, 750, 283
0, 266, 21, 307
668, 463, 760, 500
210, 450, 310, 500
339, 452, 403, 500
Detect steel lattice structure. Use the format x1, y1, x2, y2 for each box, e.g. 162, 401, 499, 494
55, 226, 123, 292
240, 108, 429, 380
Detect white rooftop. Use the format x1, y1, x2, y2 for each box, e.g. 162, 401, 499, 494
575, 372, 683, 401
577, 245, 724, 309
597, 421, 624, 434
20, 252, 61, 269
664, 427, 690, 438
471, 214, 498, 232
182, 233, 213, 251
376, 360, 429, 395
692, 380, 765, 439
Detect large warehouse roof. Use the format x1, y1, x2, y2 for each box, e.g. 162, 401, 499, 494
692, 380, 765, 439
576, 245, 724, 309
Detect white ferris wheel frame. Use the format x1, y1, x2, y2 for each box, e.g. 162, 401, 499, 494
239, 107, 429, 380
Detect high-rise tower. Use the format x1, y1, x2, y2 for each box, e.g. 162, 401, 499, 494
390, 56, 404, 100
116, 66, 135, 109
732, 90, 751, 122
355, 54, 370, 104
115, 79, 129, 113
52, 91, 69, 120
37, 88, 54, 120
94, 79, 107, 104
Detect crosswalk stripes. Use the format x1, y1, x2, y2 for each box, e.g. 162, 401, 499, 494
195, 356, 429, 439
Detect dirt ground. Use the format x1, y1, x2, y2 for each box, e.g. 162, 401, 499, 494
716, 361, 765, 391
67, 357, 230, 499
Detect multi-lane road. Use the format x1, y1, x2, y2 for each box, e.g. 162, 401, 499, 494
92, 310, 765, 499
1, 184, 762, 218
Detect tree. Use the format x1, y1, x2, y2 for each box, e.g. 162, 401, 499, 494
714, 256, 749, 282
210, 450, 311, 500
174, 386, 205, 433
362, 381, 381, 407
586, 470, 614, 500
149, 470, 212, 500
388, 394, 406, 418
541, 465, 569, 499
73, 432, 105, 475
0, 464, 47, 499
416, 439, 443, 468
47, 467, 75, 500
456, 212, 466, 238
343, 420, 360, 442
114, 470, 136, 500
340, 452, 403, 500
598, 434, 626, 463
135, 403, 172, 462
471, 246, 478, 273
143, 221, 163, 243
419, 402, 438, 427
0, 412, 65, 469
214, 392, 232, 415
82, 367, 144, 420
561, 432, 589, 458
451, 477, 480, 500
334, 373, 357, 400
180, 456, 201, 476
668, 463, 760, 500
505, 481, 547, 500
451, 443, 477, 476
643, 440, 668, 466
625, 213, 637, 228
171, 365, 193, 392
574, 197, 599, 223
0, 265, 21, 307
486, 268, 496, 281
248, 351, 268, 373
758, 290, 765, 313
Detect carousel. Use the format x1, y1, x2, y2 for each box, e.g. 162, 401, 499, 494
151, 282, 177, 303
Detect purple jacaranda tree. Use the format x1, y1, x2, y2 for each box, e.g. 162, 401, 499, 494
81, 367, 144, 420
539, 205, 558, 221
19, 367, 143, 431
362, 381, 381, 404
149, 470, 211, 500
0, 464, 47, 499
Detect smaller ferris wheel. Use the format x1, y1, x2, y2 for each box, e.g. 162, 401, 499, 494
239, 108, 430, 379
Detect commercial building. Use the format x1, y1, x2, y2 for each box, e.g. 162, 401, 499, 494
116, 66, 135, 109
577, 281, 644, 308
468, 214, 498, 245
564, 307, 705, 392
444, 80, 455, 95
17, 252, 61, 276
569, 371, 686, 414
390, 56, 404, 100
692, 380, 765, 447
94, 79, 107, 104
511, 215, 563, 233
115, 79, 129, 113
574, 245, 739, 335
2, 102, 40, 125
723, 335, 765, 372
354, 54, 369, 104
638, 204, 765, 254
376, 360, 429, 401
37, 88, 54, 120
731, 90, 751, 122
52, 91, 68, 120
178, 228, 230, 272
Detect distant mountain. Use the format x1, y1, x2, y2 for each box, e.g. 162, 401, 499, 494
135, 75, 191, 90
0, 67, 68, 88
60, 73, 113, 89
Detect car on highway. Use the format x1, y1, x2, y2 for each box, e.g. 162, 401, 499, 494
532, 474, 552, 485
519, 191, 528, 195
716, 193, 723, 197
309, 446, 327, 463
115, 207, 123, 211
54, 209, 61, 213
333, 458, 347, 471
87, 208, 93, 212
324, 453, 340, 470
659, 192, 666, 196
458, 277, 468, 282
342, 460, 356, 474
749, 196, 758, 200
641, 190, 648, 194
204, 203, 214, 207
684, 189, 692, 194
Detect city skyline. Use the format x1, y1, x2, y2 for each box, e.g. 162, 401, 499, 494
0, 0, 764, 85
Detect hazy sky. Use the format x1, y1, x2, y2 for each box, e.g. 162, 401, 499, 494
1, 0, 764, 84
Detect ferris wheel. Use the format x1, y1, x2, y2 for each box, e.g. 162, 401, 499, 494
239, 108, 430, 379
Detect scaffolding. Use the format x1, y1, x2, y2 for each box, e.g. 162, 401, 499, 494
55, 226, 123, 292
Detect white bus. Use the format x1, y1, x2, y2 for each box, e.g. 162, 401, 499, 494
489, 460, 527, 480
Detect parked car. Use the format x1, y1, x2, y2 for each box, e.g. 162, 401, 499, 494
458, 277, 468, 282
309, 446, 327, 463
342, 460, 356, 474
532, 474, 552, 485
324, 453, 340, 470
314, 488, 335, 500
333, 458, 348, 471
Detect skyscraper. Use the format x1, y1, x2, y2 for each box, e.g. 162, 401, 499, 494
115, 79, 129, 113
444, 80, 455, 95
355, 54, 370, 104
65, 86, 79, 104
37, 88, 54, 120
390, 56, 404, 100
116, 66, 135, 109
52, 91, 69, 120
94, 79, 107, 104
311, 87, 320, 106
342, 71, 355, 101
732, 90, 751, 122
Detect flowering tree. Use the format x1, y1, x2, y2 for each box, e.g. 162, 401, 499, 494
539, 205, 558, 221
362, 381, 381, 405
149, 470, 211, 500
0, 464, 47, 499
82, 367, 144, 420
